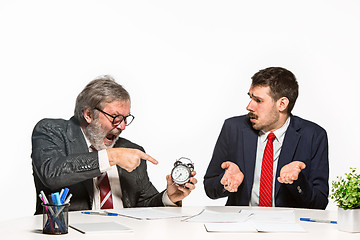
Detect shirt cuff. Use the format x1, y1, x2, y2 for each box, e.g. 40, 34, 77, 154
162, 191, 177, 207
98, 149, 111, 172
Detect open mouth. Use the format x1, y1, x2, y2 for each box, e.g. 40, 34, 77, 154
248, 112, 258, 121
105, 133, 117, 143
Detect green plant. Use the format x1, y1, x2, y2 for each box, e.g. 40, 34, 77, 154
331, 168, 360, 210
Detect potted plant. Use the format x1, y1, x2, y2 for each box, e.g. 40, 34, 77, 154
331, 168, 360, 232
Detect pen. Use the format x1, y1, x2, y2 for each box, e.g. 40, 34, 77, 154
40, 191, 49, 204
40, 191, 55, 215
51, 193, 56, 205
81, 211, 119, 216
300, 218, 337, 224
59, 189, 64, 199
60, 188, 69, 204
63, 193, 72, 204
54, 192, 61, 205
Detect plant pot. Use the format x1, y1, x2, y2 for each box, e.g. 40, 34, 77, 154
337, 207, 360, 232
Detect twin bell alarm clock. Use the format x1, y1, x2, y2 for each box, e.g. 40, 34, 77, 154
171, 157, 194, 186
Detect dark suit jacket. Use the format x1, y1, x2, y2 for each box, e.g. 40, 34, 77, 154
203, 115, 329, 209
32, 117, 164, 214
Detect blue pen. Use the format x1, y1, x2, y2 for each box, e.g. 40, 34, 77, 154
300, 218, 337, 224
60, 188, 69, 204
54, 192, 61, 205
82, 211, 119, 216
51, 193, 56, 205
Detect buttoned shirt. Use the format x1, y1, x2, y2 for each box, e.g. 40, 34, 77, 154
250, 117, 290, 206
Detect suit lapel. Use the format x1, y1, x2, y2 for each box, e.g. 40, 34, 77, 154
243, 126, 259, 197
274, 117, 301, 198
66, 117, 95, 206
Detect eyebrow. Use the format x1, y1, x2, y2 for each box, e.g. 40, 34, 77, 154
248, 92, 259, 98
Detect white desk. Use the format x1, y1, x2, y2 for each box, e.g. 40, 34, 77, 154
0, 206, 358, 239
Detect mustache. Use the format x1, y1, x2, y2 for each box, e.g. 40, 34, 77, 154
108, 129, 121, 135
248, 112, 258, 119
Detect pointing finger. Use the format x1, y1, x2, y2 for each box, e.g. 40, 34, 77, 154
139, 151, 158, 165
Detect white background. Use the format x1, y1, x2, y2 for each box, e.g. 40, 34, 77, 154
1, 0, 359, 221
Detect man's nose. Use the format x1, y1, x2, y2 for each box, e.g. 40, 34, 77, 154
246, 100, 254, 112
116, 121, 126, 130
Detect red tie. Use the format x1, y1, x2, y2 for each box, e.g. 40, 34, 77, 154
90, 146, 114, 209
259, 132, 276, 207
98, 172, 113, 209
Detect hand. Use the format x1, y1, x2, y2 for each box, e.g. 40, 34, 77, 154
167, 171, 197, 203
106, 148, 158, 172
277, 161, 306, 184
220, 161, 244, 192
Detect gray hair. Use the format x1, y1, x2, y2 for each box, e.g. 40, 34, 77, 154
74, 75, 130, 125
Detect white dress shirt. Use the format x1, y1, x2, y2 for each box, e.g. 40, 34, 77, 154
250, 117, 290, 207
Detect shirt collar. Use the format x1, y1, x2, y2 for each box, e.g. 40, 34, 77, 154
80, 128, 92, 149
259, 117, 291, 143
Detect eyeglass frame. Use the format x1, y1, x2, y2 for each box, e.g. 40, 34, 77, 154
94, 107, 135, 126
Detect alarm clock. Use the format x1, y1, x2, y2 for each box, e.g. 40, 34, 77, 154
171, 157, 194, 186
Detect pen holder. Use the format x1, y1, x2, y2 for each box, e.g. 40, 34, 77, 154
42, 203, 70, 234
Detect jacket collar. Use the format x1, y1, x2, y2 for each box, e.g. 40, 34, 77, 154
66, 116, 94, 205
274, 115, 302, 197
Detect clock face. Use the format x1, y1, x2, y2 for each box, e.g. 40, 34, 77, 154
171, 165, 191, 185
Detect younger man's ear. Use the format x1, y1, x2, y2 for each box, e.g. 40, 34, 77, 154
278, 97, 289, 112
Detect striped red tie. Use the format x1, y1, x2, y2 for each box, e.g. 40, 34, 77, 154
90, 146, 114, 209
259, 132, 276, 207
98, 172, 113, 209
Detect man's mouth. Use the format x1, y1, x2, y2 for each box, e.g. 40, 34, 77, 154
105, 133, 117, 143
248, 112, 258, 122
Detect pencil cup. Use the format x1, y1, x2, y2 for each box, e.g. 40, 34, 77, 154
42, 203, 70, 234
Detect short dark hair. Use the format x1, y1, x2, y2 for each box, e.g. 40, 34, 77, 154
74, 75, 130, 125
251, 67, 298, 114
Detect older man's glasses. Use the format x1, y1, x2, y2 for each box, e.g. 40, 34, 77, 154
94, 107, 135, 126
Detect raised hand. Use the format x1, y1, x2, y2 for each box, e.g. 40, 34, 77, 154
220, 161, 244, 192
167, 171, 197, 203
277, 161, 306, 184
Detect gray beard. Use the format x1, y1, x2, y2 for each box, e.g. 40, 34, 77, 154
83, 119, 120, 150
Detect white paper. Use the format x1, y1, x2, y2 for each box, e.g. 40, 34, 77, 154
255, 223, 306, 232
203, 209, 306, 233
70, 222, 133, 234
205, 222, 306, 233
205, 222, 258, 232
184, 209, 248, 222
240, 209, 296, 223
106, 208, 189, 220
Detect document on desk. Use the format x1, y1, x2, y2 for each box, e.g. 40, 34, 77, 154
204, 209, 306, 233
241, 209, 296, 223
205, 222, 306, 233
70, 222, 133, 234
106, 207, 190, 220
183, 209, 248, 223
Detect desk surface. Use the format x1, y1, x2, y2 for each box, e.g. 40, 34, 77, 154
0, 206, 358, 240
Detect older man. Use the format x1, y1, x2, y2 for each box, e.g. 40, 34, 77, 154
32, 75, 197, 214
